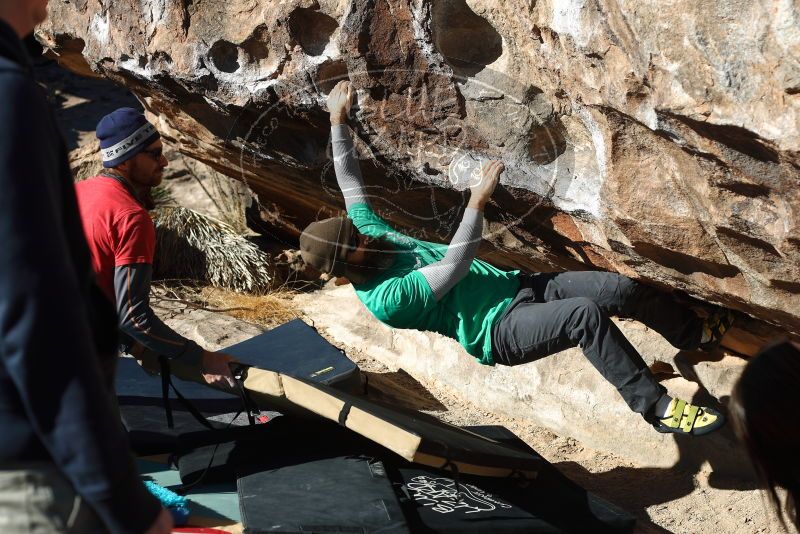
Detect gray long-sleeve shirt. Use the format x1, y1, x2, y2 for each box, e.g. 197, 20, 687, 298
332, 124, 482, 301
114, 263, 204, 366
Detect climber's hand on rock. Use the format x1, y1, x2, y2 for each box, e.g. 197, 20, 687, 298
328, 80, 354, 124
468, 160, 504, 210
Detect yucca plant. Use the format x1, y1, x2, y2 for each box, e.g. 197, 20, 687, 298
152, 206, 273, 294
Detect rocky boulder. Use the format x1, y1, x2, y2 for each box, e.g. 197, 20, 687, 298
38, 0, 800, 342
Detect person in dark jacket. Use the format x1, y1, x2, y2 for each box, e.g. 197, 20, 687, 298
0, 1, 171, 532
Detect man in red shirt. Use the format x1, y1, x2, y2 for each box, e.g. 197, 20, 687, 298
76, 107, 234, 387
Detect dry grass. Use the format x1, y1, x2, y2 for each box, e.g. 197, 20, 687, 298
153, 281, 301, 329
199, 286, 301, 329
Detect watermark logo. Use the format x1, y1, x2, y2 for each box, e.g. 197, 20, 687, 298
231, 66, 574, 266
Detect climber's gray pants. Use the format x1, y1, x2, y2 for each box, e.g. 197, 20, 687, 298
491, 271, 703, 415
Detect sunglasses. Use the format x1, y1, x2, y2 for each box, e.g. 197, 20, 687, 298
141, 147, 164, 160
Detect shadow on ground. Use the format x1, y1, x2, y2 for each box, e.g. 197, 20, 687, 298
363, 368, 448, 412
557, 353, 759, 532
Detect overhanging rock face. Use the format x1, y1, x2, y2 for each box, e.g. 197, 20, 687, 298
40, 0, 799, 338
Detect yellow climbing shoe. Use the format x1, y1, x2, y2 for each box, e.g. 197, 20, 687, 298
653, 398, 725, 436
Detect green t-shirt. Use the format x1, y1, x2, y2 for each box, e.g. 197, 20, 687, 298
348, 203, 520, 365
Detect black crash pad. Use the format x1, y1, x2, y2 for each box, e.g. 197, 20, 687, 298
177, 416, 359, 485
128, 324, 540, 477
116, 319, 360, 405
116, 357, 241, 411
121, 403, 275, 456
115, 319, 361, 454
238, 455, 409, 533
237, 367, 544, 478
116, 358, 249, 455
389, 426, 636, 533
222, 318, 361, 394
226, 421, 634, 534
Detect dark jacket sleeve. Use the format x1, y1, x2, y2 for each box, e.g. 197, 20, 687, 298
115, 263, 204, 365
0, 71, 160, 533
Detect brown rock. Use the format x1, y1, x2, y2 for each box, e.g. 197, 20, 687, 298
38, 0, 800, 343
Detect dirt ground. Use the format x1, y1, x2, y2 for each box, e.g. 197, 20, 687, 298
40, 52, 792, 534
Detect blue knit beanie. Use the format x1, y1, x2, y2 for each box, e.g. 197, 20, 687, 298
96, 107, 160, 168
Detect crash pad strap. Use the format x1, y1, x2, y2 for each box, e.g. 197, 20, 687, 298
232, 364, 260, 426
338, 402, 352, 426
159, 356, 215, 431
160, 356, 174, 429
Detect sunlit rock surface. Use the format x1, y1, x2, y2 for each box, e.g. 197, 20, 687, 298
39, 0, 800, 344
